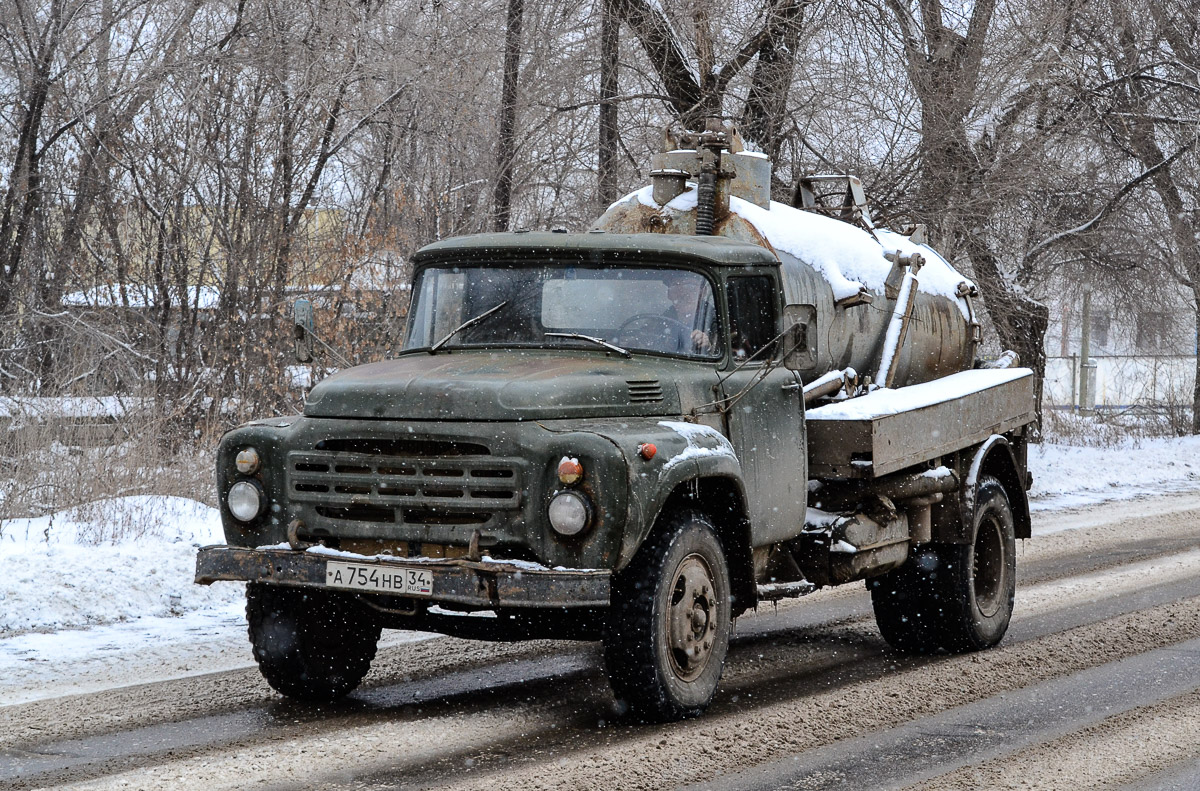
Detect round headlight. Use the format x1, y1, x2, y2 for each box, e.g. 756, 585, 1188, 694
235, 447, 261, 475
228, 480, 263, 522
548, 490, 590, 536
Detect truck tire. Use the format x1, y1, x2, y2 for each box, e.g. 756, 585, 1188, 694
603, 511, 731, 722
246, 583, 381, 702
935, 475, 1017, 652
868, 545, 945, 653
869, 475, 1016, 654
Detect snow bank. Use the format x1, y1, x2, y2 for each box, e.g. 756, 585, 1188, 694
0, 495, 440, 706
0, 395, 150, 420
1029, 436, 1200, 511
0, 496, 242, 635
61, 284, 221, 309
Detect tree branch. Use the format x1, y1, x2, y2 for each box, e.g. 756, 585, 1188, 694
1023, 131, 1200, 263
612, 0, 702, 118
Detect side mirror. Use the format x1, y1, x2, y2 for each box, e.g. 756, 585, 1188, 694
293, 299, 315, 363
783, 303, 817, 371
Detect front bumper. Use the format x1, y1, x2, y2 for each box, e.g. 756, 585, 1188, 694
195, 545, 611, 609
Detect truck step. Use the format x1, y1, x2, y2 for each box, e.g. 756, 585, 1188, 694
757, 580, 817, 601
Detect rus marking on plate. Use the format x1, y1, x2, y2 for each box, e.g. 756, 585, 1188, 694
325, 561, 433, 596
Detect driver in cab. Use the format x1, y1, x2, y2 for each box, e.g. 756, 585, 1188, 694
662, 271, 716, 355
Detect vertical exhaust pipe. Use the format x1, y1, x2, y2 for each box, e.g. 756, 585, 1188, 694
696, 171, 716, 235
695, 117, 728, 236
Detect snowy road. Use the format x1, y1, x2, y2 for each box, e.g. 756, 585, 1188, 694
2, 491, 1200, 790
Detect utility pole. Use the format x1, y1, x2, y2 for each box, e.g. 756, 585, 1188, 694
1079, 285, 1095, 415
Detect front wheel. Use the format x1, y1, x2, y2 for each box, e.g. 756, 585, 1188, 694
603, 511, 731, 722
246, 583, 381, 702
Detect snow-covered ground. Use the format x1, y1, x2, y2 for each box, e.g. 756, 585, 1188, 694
3, 436, 1199, 707
0, 496, 238, 635
1029, 434, 1200, 511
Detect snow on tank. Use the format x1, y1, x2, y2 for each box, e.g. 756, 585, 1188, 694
601, 182, 974, 316
591, 140, 982, 390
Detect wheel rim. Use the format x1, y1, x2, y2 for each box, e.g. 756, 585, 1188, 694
973, 514, 1006, 617
666, 553, 718, 682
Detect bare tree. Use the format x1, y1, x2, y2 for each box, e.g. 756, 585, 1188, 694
1070, 0, 1200, 431
612, 0, 816, 145
493, 0, 525, 232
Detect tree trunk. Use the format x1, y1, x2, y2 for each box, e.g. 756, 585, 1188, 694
1194, 298, 1200, 434
493, 0, 524, 233
611, 0, 701, 123
740, 0, 805, 166
597, 0, 620, 211
884, 0, 1051, 427
963, 231, 1051, 419
1116, 51, 1200, 432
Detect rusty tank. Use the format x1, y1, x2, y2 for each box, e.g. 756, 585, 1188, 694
591, 123, 980, 390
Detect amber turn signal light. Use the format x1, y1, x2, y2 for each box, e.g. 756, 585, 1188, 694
558, 456, 584, 485
638, 443, 657, 460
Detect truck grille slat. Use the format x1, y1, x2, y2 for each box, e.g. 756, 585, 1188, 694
288, 449, 523, 521
314, 438, 490, 457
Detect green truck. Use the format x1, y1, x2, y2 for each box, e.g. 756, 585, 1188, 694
196, 124, 1036, 721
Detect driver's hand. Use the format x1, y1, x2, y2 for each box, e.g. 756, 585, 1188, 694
690, 329, 710, 350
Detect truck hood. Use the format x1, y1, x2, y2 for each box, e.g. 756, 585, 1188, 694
303, 351, 685, 421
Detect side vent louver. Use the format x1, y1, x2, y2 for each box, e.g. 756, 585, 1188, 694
627, 379, 664, 403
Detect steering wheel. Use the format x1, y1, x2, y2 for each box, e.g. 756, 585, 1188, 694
615, 313, 690, 351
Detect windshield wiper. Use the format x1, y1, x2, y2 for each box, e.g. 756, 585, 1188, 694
429, 300, 509, 353
544, 332, 631, 358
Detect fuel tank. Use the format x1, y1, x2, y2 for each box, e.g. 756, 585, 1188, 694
590, 146, 979, 388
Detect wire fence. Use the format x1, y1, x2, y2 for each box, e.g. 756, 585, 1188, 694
1044, 355, 1197, 411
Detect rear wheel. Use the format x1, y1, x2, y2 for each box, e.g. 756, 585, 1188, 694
936, 475, 1017, 651
603, 511, 731, 722
870, 475, 1016, 654
868, 545, 945, 653
246, 583, 381, 701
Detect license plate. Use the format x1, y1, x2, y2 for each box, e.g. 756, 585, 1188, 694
325, 561, 433, 596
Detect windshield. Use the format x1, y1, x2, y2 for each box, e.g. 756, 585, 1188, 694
404, 264, 723, 359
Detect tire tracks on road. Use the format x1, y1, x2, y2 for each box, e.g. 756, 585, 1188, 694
3, 495, 1199, 791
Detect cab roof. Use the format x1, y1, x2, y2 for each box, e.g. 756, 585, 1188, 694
412, 232, 781, 268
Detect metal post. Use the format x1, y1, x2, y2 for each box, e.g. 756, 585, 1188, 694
1080, 286, 1095, 415
1070, 353, 1078, 411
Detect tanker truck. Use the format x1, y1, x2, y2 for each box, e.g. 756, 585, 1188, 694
195, 122, 1036, 722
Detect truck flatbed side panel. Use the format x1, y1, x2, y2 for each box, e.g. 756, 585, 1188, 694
805, 368, 1035, 479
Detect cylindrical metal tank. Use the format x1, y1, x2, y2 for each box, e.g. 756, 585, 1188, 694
591, 166, 978, 389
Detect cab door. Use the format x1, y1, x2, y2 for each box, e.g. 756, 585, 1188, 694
719, 273, 807, 546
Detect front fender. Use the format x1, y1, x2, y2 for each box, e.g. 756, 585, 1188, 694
563, 418, 745, 570
216, 415, 305, 548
